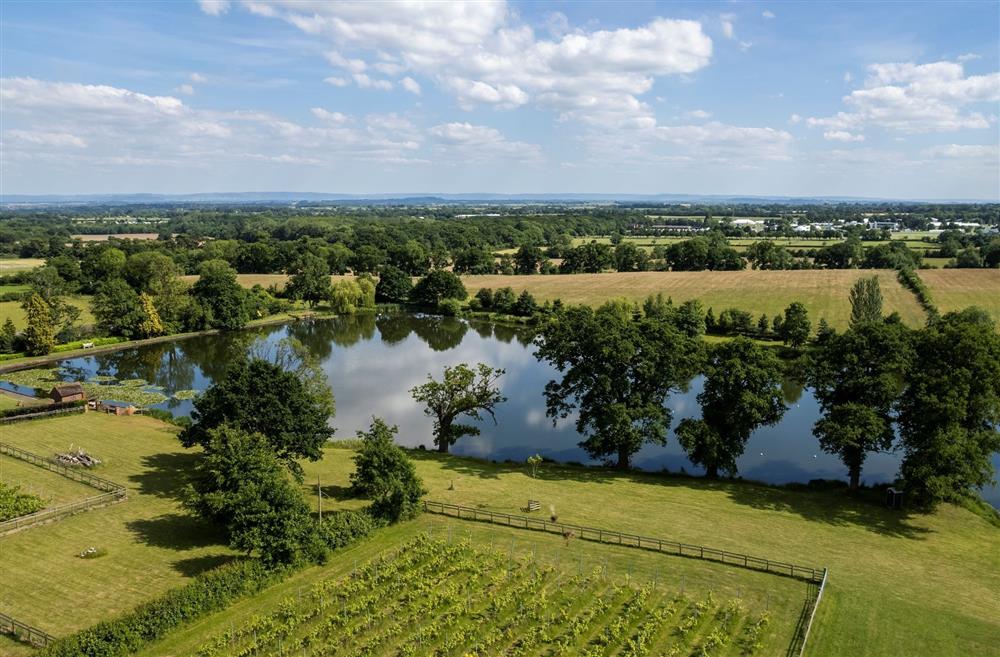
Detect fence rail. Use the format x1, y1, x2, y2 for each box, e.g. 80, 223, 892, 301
798, 568, 829, 657
0, 442, 127, 535
0, 405, 86, 423
423, 500, 826, 583
0, 611, 55, 648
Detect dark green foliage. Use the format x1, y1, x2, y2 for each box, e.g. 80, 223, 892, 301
0, 317, 17, 353
814, 237, 862, 269
184, 426, 326, 566
559, 241, 612, 273
410, 270, 467, 306
20, 292, 56, 356
285, 254, 332, 307
318, 509, 382, 549
511, 289, 538, 316
38, 558, 287, 657
896, 268, 939, 319
535, 303, 702, 468
387, 240, 431, 276
191, 259, 249, 330
350, 418, 425, 521
452, 247, 496, 275
92, 278, 145, 338
809, 321, 912, 489
780, 302, 811, 347
375, 265, 413, 303
0, 481, 45, 521
664, 235, 743, 271
676, 338, 786, 477
862, 241, 922, 269
745, 240, 793, 270
848, 276, 883, 326
410, 363, 506, 453
898, 309, 1000, 507
514, 244, 545, 274
613, 242, 649, 272
179, 358, 334, 477
474, 287, 494, 309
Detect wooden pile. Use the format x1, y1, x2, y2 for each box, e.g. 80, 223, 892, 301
54, 448, 101, 468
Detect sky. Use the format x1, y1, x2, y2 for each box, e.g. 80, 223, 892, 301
1, 1, 998, 199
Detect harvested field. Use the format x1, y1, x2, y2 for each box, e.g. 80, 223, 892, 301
919, 269, 1000, 323
462, 270, 928, 330
70, 233, 161, 241
0, 259, 45, 274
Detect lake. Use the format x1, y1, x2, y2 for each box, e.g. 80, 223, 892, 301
10, 313, 1000, 507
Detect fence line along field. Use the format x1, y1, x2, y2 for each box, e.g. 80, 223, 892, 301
180, 533, 787, 657
461, 270, 927, 330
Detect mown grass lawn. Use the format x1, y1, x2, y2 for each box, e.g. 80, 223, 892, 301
0, 295, 96, 331
0, 453, 97, 508
298, 448, 1000, 657
3, 414, 998, 657
0, 413, 233, 654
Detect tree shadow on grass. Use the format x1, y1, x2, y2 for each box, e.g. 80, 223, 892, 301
172, 554, 236, 577
410, 449, 933, 540
126, 512, 227, 551
318, 483, 355, 501
129, 451, 200, 499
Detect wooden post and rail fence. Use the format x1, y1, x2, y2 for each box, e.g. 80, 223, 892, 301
0, 442, 128, 535
423, 500, 830, 657
0, 612, 55, 648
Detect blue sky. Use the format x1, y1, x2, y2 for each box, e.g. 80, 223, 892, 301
1, 1, 998, 199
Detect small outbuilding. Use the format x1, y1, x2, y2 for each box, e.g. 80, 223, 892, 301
50, 383, 86, 403
97, 400, 138, 416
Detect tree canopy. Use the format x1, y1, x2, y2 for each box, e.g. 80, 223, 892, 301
535, 302, 702, 468
410, 363, 506, 453
350, 418, 425, 521
676, 338, 786, 477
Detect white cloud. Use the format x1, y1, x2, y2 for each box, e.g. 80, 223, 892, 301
924, 144, 999, 159
956, 53, 981, 63
220, 2, 713, 130
310, 107, 349, 123
352, 73, 393, 91
806, 59, 1000, 133
429, 122, 543, 162
189, 72, 208, 83
823, 130, 865, 142
720, 14, 736, 39
0, 77, 428, 169
4, 129, 87, 148
686, 109, 711, 119
400, 77, 421, 95
762, 10, 775, 19
198, 0, 230, 16
843, 71, 853, 83
324, 76, 349, 87
174, 83, 195, 95
790, 113, 802, 124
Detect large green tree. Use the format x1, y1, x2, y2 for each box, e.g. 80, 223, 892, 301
285, 254, 332, 307
20, 293, 56, 356
535, 303, 702, 468
350, 418, 425, 521
92, 278, 145, 338
808, 321, 912, 489
184, 426, 325, 566
180, 358, 335, 478
849, 276, 884, 326
374, 266, 412, 303
192, 259, 249, 330
897, 309, 1000, 506
780, 302, 811, 347
410, 270, 467, 307
676, 338, 786, 477
410, 363, 506, 453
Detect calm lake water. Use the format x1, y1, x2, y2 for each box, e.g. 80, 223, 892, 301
19, 314, 1000, 507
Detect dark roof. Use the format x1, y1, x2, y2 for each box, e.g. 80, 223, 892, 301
100, 399, 136, 408
52, 383, 85, 395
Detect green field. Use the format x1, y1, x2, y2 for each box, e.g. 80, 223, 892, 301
0, 453, 97, 509
2, 414, 998, 657
168, 534, 786, 657
0, 295, 96, 331
462, 270, 928, 330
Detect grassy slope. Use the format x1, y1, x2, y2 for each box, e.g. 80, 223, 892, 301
919, 268, 1000, 323
0, 414, 233, 650
3, 415, 998, 657
299, 448, 1000, 657
461, 270, 928, 330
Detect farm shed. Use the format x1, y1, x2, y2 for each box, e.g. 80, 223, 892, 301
49, 383, 86, 403
97, 400, 137, 416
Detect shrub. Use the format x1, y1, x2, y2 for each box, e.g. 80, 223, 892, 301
0, 482, 45, 521
437, 298, 462, 316
318, 509, 383, 549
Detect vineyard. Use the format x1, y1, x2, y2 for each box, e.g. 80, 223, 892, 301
196, 533, 774, 657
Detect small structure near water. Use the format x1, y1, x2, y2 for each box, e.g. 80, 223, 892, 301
49, 383, 86, 403
91, 400, 138, 416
